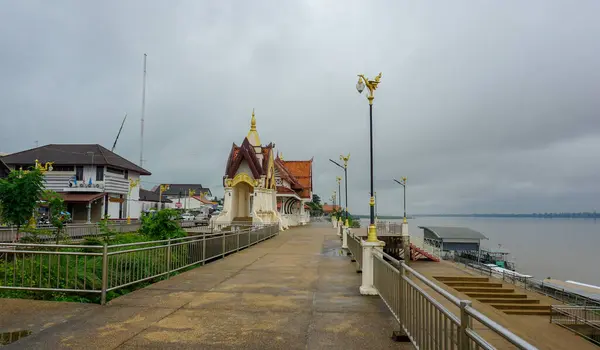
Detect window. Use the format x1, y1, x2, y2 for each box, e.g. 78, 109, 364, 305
75, 166, 84, 181
53, 165, 74, 172
106, 167, 124, 175
96, 166, 104, 181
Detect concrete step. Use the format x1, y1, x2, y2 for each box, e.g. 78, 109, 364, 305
465, 292, 527, 299
503, 309, 553, 316
490, 304, 551, 311
477, 298, 540, 304
454, 287, 514, 293
435, 276, 489, 282
444, 281, 503, 288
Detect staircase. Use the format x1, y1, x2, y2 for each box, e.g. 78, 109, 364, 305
435, 276, 552, 315
410, 243, 440, 262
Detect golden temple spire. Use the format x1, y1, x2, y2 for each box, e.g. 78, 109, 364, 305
250, 108, 256, 131
247, 108, 261, 146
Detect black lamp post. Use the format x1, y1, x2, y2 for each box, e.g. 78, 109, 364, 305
356, 73, 382, 242
329, 154, 350, 226
393, 177, 407, 223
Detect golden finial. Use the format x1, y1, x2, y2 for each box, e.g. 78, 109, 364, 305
280, 152, 284, 160
250, 108, 256, 131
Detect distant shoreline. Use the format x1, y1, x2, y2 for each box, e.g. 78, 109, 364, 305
355, 213, 600, 219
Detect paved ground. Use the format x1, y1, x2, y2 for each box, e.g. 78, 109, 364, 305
2, 224, 406, 349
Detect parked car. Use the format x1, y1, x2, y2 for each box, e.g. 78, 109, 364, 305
180, 213, 194, 221
194, 214, 210, 226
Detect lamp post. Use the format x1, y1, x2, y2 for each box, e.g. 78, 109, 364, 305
393, 177, 407, 223
356, 72, 382, 242
336, 176, 342, 226
127, 178, 140, 224
329, 154, 350, 226
159, 184, 170, 209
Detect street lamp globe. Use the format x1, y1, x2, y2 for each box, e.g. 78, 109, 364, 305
356, 78, 365, 93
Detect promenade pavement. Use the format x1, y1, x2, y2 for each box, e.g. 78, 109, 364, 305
2, 224, 407, 349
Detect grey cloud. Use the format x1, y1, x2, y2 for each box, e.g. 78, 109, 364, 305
1, 0, 600, 215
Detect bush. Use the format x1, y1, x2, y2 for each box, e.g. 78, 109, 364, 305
140, 209, 186, 240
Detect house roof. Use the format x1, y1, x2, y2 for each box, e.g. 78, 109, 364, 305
276, 186, 296, 194
322, 204, 340, 213
0, 159, 9, 178
139, 189, 172, 203
0, 144, 151, 175
418, 226, 488, 241
192, 196, 217, 205
59, 192, 105, 203
156, 184, 212, 196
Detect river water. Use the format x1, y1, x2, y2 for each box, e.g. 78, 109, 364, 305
360, 217, 600, 286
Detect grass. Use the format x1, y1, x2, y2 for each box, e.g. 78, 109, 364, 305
0, 232, 186, 303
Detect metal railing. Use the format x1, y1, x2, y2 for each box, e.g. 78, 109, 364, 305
0, 224, 279, 304
346, 230, 362, 271
453, 256, 600, 308
361, 244, 537, 349
551, 306, 600, 345
0, 222, 142, 242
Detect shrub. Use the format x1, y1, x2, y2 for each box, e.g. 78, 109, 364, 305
140, 209, 186, 240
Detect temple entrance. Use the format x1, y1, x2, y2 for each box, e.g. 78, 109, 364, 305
231, 182, 253, 221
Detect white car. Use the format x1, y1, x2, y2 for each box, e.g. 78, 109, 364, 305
180, 213, 194, 221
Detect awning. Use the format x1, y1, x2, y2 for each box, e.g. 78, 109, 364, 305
59, 193, 105, 203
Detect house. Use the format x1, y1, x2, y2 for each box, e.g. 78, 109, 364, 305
139, 188, 172, 212
213, 110, 312, 229
418, 226, 488, 252
0, 159, 9, 179
152, 184, 212, 210
0, 144, 151, 223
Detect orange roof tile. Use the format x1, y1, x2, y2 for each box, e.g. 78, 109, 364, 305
281, 160, 313, 195
322, 204, 340, 213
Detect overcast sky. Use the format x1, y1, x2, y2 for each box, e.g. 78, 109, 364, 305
1, 0, 600, 215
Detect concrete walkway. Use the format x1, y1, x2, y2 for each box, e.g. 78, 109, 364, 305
4, 224, 406, 349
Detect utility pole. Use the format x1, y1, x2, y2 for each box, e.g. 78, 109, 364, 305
140, 53, 147, 167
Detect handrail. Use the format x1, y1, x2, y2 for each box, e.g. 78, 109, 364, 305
355, 232, 538, 350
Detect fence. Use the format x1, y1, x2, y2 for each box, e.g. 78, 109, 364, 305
346, 230, 362, 271
551, 306, 600, 345
344, 228, 536, 349
0, 224, 279, 304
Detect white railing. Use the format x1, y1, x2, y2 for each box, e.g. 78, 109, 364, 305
551, 306, 600, 345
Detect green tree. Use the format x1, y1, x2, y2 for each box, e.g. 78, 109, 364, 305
140, 208, 186, 240
0, 168, 45, 238
43, 190, 69, 244
312, 194, 321, 205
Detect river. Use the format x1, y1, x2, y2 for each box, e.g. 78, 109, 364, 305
360, 217, 600, 286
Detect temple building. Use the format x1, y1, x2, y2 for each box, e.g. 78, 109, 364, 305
212, 110, 312, 229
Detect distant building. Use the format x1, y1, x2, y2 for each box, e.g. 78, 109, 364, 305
139, 188, 172, 212
1, 144, 151, 223
152, 184, 212, 210
0, 159, 9, 179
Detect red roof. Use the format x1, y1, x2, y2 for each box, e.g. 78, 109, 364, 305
192, 196, 217, 205
280, 159, 313, 198
322, 204, 340, 213
276, 186, 296, 195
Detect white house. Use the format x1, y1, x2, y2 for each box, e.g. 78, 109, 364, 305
0, 144, 151, 223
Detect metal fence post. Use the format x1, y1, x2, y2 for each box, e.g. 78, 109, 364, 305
166, 238, 172, 278
399, 263, 405, 328
201, 234, 206, 265
222, 233, 226, 258
459, 300, 472, 350
237, 231, 240, 252
100, 244, 108, 305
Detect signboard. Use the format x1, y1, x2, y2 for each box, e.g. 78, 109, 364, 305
175, 202, 182, 208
